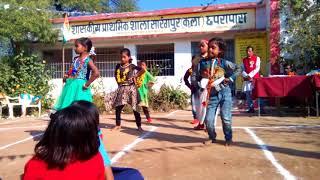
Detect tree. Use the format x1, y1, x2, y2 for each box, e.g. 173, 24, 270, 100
0, 52, 51, 97
280, 0, 320, 72
53, 0, 106, 12
0, 0, 58, 53
109, 0, 138, 12
0, 0, 139, 54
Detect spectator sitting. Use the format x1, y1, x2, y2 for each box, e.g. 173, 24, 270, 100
23, 103, 108, 180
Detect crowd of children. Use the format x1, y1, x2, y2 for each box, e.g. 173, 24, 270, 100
22, 35, 266, 178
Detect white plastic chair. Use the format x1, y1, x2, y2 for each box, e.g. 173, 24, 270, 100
21, 94, 41, 117
5, 96, 23, 119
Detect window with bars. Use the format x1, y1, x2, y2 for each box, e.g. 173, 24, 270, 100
95, 47, 122, 77
137, 44, 174, 76
43, 49, 72, 79
44, 47, 123, 78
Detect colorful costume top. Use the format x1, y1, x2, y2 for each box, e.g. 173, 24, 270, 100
67, 56, 92, 80
115, 63, 142, 86
198, 58, 241, 91
137, 71, 155, 107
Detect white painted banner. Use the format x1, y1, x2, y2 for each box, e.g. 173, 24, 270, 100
65, 9, 255, 39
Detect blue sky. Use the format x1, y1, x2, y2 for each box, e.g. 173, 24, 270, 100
138, 0, 260, 11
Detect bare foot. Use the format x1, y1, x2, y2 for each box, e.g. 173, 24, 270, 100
112, 126, 121, 131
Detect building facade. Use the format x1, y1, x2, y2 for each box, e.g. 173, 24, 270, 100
41, 0, 280, 98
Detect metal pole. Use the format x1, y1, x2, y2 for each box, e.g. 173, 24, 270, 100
258, 98, 261, 117
62, 45, 65, 77
316, 91, 319, 117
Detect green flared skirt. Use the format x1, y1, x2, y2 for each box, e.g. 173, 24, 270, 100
54, 78, 92, 110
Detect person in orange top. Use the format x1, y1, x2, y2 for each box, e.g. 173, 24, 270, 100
284, 64, 296, 76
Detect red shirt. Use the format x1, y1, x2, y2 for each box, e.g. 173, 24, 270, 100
23, 153, 105, 180
243, 55, 260, 80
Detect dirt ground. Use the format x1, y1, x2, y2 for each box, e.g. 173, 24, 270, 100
0, 110, 319, 180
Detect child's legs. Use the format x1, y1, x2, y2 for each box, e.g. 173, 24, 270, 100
116, 105, 125, 126
245, 90, 254, 109
220, 88, 233, 141
205, 95, 219, 140
133, 110, 142, 128
191, 92, 197, 119
142, 106, 150, 119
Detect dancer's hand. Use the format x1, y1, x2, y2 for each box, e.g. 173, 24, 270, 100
223, 78, 231, 85
207, 79, 214, 88
82, 84, 89, 90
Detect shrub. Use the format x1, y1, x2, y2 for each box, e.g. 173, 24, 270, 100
0, 52, 51, 97
0, 52, 52, 111
149, 85, 188, 112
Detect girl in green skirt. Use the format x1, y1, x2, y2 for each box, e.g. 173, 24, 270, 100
54, 37, 100, 110
136, 60, 155, 123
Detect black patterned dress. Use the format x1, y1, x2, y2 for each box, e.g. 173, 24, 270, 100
113, 63, 142, 110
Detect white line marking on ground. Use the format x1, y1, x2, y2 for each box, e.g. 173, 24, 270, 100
231, 125, 320, 129
0, 119, 26, 125
111, 126, 158, 164
244, 128, 296, 180
0, 125, 46, 132
165, 110, 180, 117
0, 133, 43, 150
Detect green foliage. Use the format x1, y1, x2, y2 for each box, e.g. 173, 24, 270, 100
42, 95, 55, 110
55, 0, 106, 12
109, 0, 138, 12
280, 0, 320, 71
0, 0, 58, 47
150, 67, 160, 77
55, 0, 139, 13
0, 0, 139, 53
0, 52, 51, 97
149, 85, 189, 112
93, 94, 106, 113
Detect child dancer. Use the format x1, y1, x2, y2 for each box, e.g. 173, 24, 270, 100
24, 103, 110, 179
202, 37, 241, 146
185, 40, 209, 125
136, 60, 155, 123
51, 38, 112, 176
193, 40, 209, 130
54, 37, 100, 110
113, 48, 145, 131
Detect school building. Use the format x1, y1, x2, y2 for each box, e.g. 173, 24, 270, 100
41, 0, 281, 97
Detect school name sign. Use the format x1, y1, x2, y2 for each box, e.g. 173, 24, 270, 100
67, 9, 255, 39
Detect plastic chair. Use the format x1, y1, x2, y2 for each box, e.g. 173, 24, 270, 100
21, 94, 41, 117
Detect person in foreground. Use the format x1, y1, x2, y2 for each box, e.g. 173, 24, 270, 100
71, 101, 114, 180
23, 103, 112, 180
203, 37, 241, 146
